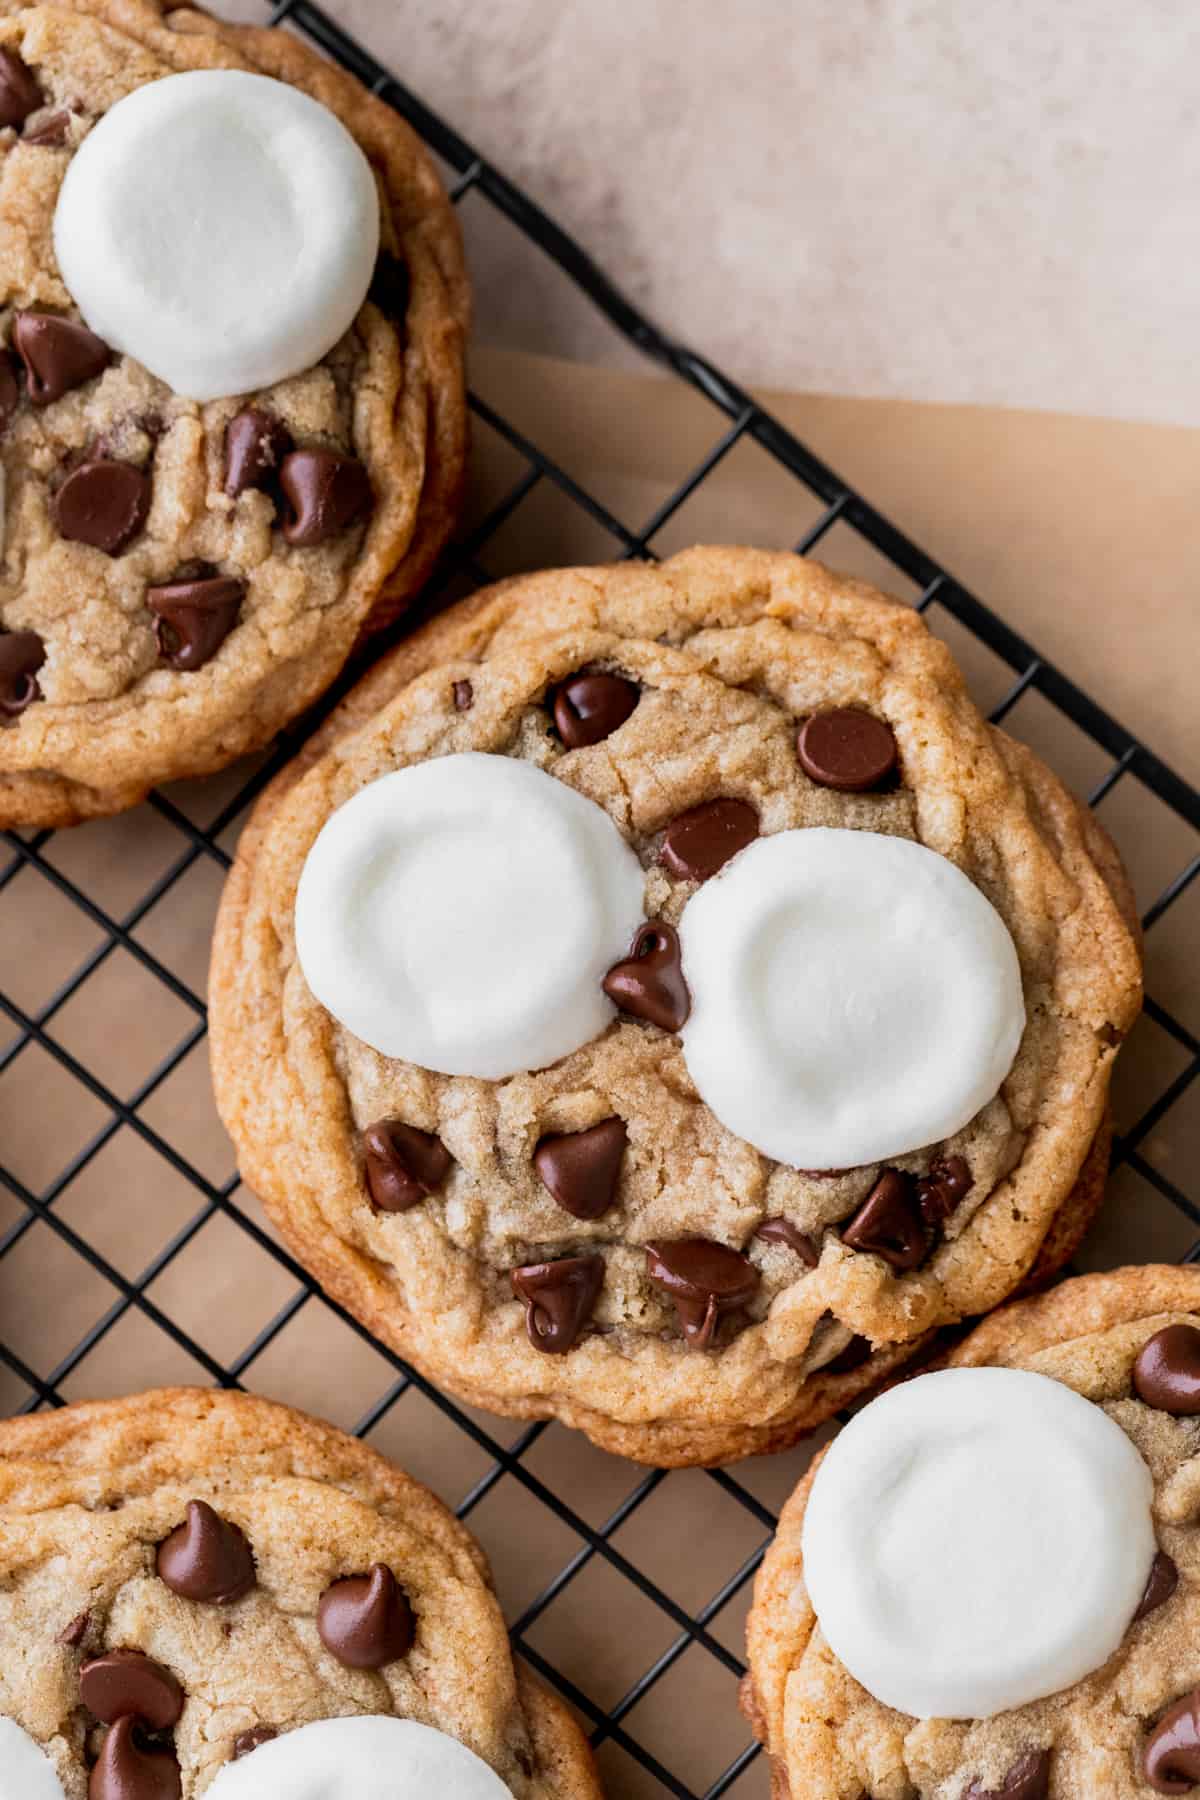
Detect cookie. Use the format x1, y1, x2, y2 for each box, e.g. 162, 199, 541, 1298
743, 1266, 1200, 1799
209, 547, 1142, 1467
0, 0, 468, 826
0, 1386, 599, 1797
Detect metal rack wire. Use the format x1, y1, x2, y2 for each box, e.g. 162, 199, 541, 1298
0, 4, 1197, 1795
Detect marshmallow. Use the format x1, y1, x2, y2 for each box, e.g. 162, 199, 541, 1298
0, 1719, 66, 1800
204, 1718, 511, 1798
801, 1367, 1156, 1719
54, 71, 379, 401
295, 754, 646, 1079
677, 827, 1025, 1169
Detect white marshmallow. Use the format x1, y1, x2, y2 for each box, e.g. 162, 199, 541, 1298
204, 1718, 511, 1798
677, 827, 1025, 1169
801, 1366, 1156, 1719
295, 753, 646, 1079
0, 1719, 67, 1799
54, 71, 380, 401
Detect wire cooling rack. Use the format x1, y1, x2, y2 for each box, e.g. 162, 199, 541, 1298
0, 4, 1197, 1796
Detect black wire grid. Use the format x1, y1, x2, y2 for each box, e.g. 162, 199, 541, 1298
0, 4, 1197, 1795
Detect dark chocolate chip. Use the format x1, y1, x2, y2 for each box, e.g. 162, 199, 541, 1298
232, 1727, 277, 1759
368, 251, 410, 322
796, 707, 898, 792
316, 1564, 414, 1669
147, 576, 244, 672
1146, 1692, 1200, 1795
54, 460, 151, 555
603, 921, 691, 1033
13, 311, 109, 404
963, 1749, 1051, 1800
362, 1118, 452, 1214
842, 1169, 926, 1271
646, 1237, 761, 1350
89, 1717, 181, 1800
23, 108, 70, 146
79, 1651, 184, 1731
916, 1153, 974, 1226
279, 450, 372, 546
660, 797, 759, 882
224, 408, 293, 499
552, 671, 639, 748
0, 629, 45, 718
755, 1217, 819, 1267
0, 350, 20, 428
156, 1499, 255, 1605
1134, 1551, 1179, 1624
0, 46, 42, 130
824, 1331, 874, 1375
1134, 1324, 1200, 1415
58, 1610, 91, 1648
534, 1117, 627, 1221
511, 1255, 604, 1354
452, 679, 473, 712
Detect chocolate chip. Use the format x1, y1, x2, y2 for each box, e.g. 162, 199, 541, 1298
1134, 1551, 1179, 1624
534, 1117, 627, 1221
224, 408, 293, 499
0, 47, 42, 130
661, 797, 759, 882
368, 251, 410, 322
316, 1564, 414, 1669
646, 1238, 761, 1350
842, 1169, 926, 1271
916, 1153, 973, 1226
755, 1217, 818, 1267
1134, 1324, 1200, 1415
79, 1651, 184, 1731
362, 1118, 452, 1214
603, 921, 691, 1033
58, 1610, 90, 1648
511, 1255, 604, 1354
147, 576, 244, 672
90, 1717, 181, 1800
0, 350, 20, 428
964, 1750, 1051, 1800
796, 707, 898, 792
54, 460, 151, 555
156, 1499, 255, 1604
232, 1727, 277, 1759
552, 671, 639, 748
452, 679, 473, 712
1146, 1693, 1200, 1794
23, 108, 69, 146
279, 449, 372, 546
824, 1331, 874, 1375
0, 629, 45, 718
13, 311, 109, 404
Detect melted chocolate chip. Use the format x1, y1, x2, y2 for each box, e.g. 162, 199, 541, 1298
842, 1169, 926, 1271
603, 921, 691, 1032
1134, 1551, 1179, 1624
147, 576, 244, 672
156, 1499, 255, 1604
646, 1238, 761, 1350
13, 311, 109, 404
916, 1153, 973, 1226
0, 47, 42, 130
796, 707, 898, 792
552, 671, 639, 748
963, 1750, 1051, 1800
232, 1727, 277, 1759
79, 1651, 183, 1731
54, 460, 151, 555
89, 1717, 181, 1800
0, 350, 20, 428
660, 797, 759, 882
534, 1117, 627, 1221
317, 1564, 414, 1669
279, 450, 372, 546
452, 679, 474, 712
224, 408, 293, 498
755, 1217, 819, 1267
0, 629, 45, 719
58, 1610, 91, 1648
23, 108, 69, 146
368, 251, 410, 322
511, 1255, 604, 1354
362, 1118, 452, 1214
1145, 1692, 1200, 1795
1133, 1324, 1200, 1415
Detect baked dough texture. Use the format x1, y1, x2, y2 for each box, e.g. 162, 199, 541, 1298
210, 548, 1142, 1466
0, 0, 468, 824
744, 1267, 1200, 1799
0, 1386, 600, 1797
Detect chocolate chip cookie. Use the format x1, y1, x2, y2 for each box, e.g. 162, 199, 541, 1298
0, 1387, 598, 1797
209, 547, 1142, 1467
744, 1266, 1200, 1799
0, 0, 467, 825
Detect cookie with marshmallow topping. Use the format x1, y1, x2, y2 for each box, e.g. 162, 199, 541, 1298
210, 547, 1141, 1467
